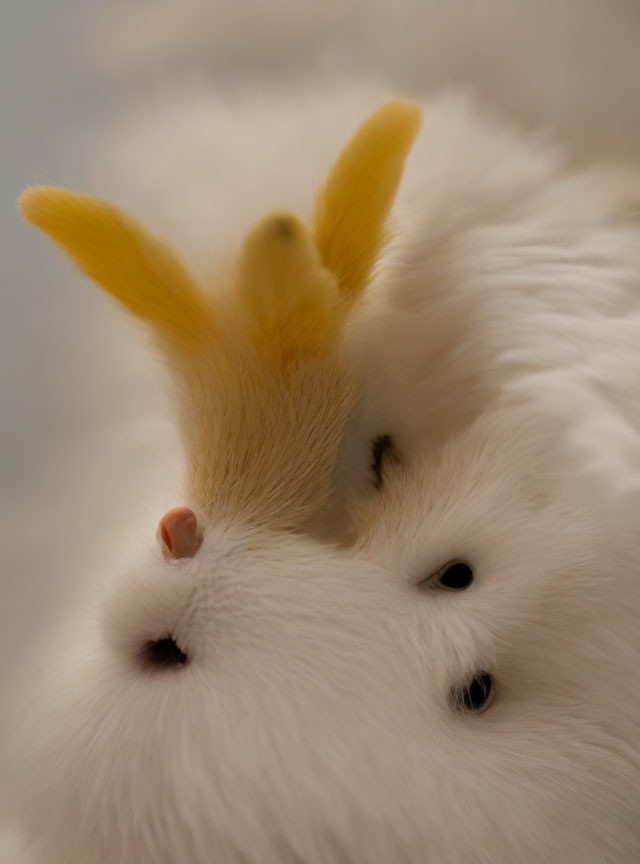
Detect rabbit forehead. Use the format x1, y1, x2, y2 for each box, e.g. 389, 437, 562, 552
174, 330, 358, 528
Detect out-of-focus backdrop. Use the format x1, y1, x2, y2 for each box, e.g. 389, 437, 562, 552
2, 0, 640, 856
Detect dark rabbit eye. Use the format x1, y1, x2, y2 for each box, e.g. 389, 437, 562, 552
141, 636, 188, 670
370, 435, 395, 489
451, 672, 493, 713
430, 560, 474, 591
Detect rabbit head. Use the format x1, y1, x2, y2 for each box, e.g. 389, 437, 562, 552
18, 101, 421, 530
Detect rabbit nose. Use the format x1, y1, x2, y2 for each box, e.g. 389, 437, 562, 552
157, 507, 202, 560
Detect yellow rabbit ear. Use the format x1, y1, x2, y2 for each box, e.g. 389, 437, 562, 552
18, 186, 216, 346
313, 100, 422, 300
239, 211, 341, 360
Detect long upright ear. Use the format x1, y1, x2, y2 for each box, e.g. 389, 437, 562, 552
18, 186, 217, 346
313, 100, 421, 300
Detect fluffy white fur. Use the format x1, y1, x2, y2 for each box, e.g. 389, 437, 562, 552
349, 95, 640, 490
8, 94, 640, 863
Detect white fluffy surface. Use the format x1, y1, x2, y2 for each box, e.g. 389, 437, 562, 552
2, 2, 640, 862
10, 415, 640, 862
99, 0, 640, 161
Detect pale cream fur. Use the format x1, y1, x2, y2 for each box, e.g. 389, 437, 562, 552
7, 92, 640, 864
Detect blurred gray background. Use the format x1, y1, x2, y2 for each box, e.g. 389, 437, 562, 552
2, 0, 640, 856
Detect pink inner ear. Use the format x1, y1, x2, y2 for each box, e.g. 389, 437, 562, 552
157, 507, 202, 560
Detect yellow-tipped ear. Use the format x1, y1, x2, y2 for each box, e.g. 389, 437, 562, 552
313, 100, 422, 299
239, 212, 341, 359
18, 186, 216, 345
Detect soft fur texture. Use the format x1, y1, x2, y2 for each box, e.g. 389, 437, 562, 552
8, 93, 640, 863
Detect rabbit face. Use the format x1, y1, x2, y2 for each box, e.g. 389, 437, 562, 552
14, 411, 639, 864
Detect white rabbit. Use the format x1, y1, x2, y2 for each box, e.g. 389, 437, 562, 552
8, 94, 640, 863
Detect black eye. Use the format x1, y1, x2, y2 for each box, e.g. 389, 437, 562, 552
451, 672, 493, 713
141, 636, 188, 670
431, 560, 474, 591
371, 435, 394, 489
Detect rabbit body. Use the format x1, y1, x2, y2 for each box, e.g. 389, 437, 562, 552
10, 93, 640, 863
